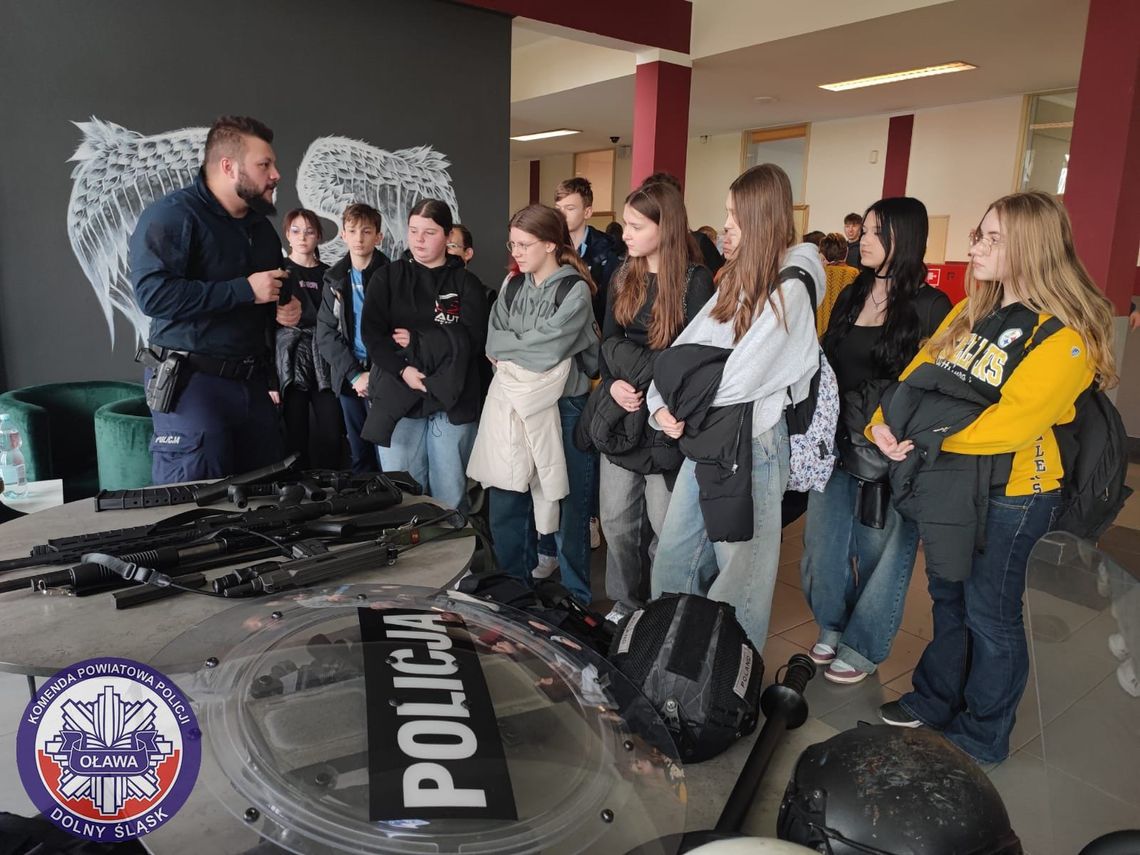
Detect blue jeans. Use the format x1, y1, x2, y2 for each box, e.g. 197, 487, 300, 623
378, 412, 476, 512
488, 395, 596, 605
338, 394, 379, 475
899, 489, 1061, 763
651, 418, 789, 647
801, 468, 919, 673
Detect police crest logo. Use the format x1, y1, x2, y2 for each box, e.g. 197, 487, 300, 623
16, 657, 201, 842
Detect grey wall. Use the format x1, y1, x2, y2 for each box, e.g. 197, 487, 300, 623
0, 0, 510, 391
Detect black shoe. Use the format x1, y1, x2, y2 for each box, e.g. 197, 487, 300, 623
879, 700, 922, 728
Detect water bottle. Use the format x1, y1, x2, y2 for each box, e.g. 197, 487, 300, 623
0, 413, 28, 499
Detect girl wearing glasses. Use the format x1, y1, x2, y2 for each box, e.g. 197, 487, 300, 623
469, 204, 600, 606
274, 208, 343, 469
647, 164, 825, 648
801, 197, 951, 685
580, 181, 715, 624
873, 191, 1117, 763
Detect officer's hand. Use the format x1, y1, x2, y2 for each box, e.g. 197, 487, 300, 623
352, 372, 370, 397
249, 269, 288, 304
402, 366, 427, 393
276, 296, 302, 327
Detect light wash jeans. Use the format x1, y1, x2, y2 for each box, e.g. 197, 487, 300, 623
800, 468, 920, 673
377, 412, 476, 512
600, 456, 671, 610
651, 418, 790, 647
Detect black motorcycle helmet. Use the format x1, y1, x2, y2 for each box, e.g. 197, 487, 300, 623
777, 726, 1022, 854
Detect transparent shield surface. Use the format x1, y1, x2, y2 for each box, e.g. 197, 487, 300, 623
151, 584, 686, 855
1023, 531, 1140, 853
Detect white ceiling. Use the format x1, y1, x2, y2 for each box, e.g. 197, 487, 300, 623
509, 0, 1089, 159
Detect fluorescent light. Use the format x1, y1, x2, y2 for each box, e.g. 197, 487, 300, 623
510, 128, 581, 142
820, 62, 977, 92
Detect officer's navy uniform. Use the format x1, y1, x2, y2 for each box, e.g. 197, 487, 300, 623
130, 175, 285, 484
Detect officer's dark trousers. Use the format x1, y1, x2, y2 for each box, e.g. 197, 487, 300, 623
147, 369, 285, 485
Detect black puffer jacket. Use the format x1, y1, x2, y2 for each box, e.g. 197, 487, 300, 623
361, 325, 470, 447
574, 338, 684, 474
274, 326, 333, 394
881, 363, 1012, 581
837, 378, 893, 483
654, 344, 753, 542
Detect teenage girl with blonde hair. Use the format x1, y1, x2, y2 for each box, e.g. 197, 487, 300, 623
875, 190, 1117, 763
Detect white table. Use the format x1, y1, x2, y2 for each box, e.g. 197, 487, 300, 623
0, 478, 64, 515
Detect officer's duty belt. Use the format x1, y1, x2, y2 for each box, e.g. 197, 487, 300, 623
156, 348, 265, 381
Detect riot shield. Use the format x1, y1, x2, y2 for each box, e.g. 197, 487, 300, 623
147, 583, 686, 855
1019, 530, 1140, 854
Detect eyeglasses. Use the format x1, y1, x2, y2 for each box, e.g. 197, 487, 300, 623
506, 240, 538, 253
288, 227, 318, 237
968, 229, 1002, 255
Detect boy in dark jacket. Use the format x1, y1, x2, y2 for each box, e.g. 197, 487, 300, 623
315, 204, 390, 473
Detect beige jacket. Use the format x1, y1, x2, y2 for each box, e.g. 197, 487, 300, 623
467, 359, 571, 534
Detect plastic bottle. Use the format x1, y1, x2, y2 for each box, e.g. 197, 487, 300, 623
0, 413, 28, 499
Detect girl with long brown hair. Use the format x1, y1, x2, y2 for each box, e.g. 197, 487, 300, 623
591, 181, 715, 623
468, 204, 600, 606
874, 191, 1117, 763
646, 164, 824, 647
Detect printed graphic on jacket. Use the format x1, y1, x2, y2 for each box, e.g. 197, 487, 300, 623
434, 292, 461, 325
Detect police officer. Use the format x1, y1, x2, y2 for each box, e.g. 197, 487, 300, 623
130, 115, 302, 484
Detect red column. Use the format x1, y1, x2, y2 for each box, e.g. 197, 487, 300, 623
631, 61, 692, 190
1064, 0, 1140, 314
882, 114, 914, 198
529, 160, 540, 204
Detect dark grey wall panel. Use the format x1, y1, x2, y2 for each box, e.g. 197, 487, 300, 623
0, 0, 510, 390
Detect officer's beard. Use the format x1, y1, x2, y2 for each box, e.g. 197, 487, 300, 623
237, 170, 276, 217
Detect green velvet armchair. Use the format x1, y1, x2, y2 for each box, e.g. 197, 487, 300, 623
0, 381, 151, 500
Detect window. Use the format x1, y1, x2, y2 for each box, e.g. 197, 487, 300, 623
1019, 91, 1075, 196
573, 149, 615, 214
744, 124, 809, 205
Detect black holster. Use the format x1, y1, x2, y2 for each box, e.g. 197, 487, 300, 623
137, 347, 185, 414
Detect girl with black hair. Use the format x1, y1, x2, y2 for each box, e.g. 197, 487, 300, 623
800, 197, 951, 684
360, 199, 489, 511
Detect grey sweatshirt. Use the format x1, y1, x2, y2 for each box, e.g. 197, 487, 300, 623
485, 264, 600, 397
647, 243, 824, 436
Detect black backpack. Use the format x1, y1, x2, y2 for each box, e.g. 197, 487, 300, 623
607, 594, 762, 762
1024, 318, 1132, 540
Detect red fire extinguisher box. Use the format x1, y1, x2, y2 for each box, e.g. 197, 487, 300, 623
926, 262, 969, 305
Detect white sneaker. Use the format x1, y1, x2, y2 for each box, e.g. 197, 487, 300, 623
1117, 659, 1140, 698
1109, 632, 1130, 661
590, 517, 602, 550
809, 643, 836, 666
532, 554, 559, 580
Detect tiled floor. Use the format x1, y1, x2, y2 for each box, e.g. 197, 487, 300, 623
2, 469, 1138, 853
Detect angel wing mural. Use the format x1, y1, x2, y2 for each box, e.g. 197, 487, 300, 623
296, 136, 460, 262
67, 118, 207, 346
65, 119, 460, 347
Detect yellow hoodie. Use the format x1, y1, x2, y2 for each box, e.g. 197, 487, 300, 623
869, 299, 1093, 496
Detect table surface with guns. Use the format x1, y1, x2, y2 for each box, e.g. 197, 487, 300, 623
0, 458, 478, 678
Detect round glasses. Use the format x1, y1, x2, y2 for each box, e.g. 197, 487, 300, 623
968, 229, 1001, 256
506, 240, 539, 253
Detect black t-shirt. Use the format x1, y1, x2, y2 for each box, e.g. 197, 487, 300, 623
845, 241, 861, 268
824, 280, 952, 394
601, 265, 716, 381
284, 258, 329, 327
602, 265, 716, 346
